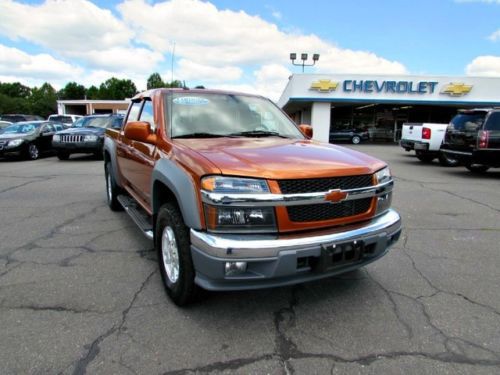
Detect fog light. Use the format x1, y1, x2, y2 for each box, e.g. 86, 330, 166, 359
225, 261, 247, 276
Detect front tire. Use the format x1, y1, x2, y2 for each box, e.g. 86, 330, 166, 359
57, 151, 70, 160
351, 135, 361, 144
466, 164, 489, 174
156, 203, 198, 306
26, 143, 39, 160
105, 162, 122, 211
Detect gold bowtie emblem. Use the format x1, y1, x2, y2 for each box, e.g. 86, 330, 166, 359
310, 79, 339, 93
441, 83, 473, 96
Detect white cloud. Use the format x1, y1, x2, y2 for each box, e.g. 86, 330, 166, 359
466, 56, 500, 76
0, 44, 83, 81
176, 59, 243, 82
488, 29, 500, 41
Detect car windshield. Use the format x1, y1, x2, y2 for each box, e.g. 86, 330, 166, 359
2, 122, 41, 134
73, 117, 111, 128
450, 112, 486, 131
166, 93, 303, 139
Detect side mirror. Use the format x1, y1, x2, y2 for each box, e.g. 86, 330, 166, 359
298, 124, 313, 139
124, 121, 156, 144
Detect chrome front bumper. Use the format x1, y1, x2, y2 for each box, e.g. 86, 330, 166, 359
190, 209, 402, 291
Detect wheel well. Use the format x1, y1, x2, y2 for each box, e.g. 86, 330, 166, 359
104, 150, 111, 163
152, 181, 179, 225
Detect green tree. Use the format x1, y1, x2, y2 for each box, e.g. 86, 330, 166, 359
0, 82, 31, 98
86, 85, 99, 100
58, 81, 86, 100
165, 80, 183, 88
29, 82, 57, 118
98, 77, 137, 100
147, 73, 165, 89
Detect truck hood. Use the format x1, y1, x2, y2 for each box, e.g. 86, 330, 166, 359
174, 138, 386, 179
57, 127, 105, 135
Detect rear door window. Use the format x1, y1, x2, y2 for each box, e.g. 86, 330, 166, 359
485, 112, 500, 131
449, 112, 486, 131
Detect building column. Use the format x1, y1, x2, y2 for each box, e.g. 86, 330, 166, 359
311, 102, 331, 142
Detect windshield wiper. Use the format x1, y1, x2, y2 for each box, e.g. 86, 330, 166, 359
172, 132, 226, 139
229, 130, 290, 138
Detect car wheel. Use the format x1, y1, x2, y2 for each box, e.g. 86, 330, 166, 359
26, 143, 39, 160
415, 150, 434, 163
105, 162, 123, 211
465, 164, 489, 174
438, 152, 459, 167
93, 151, 103, 160
57, 152, 70, 160
156, 203, 198, 306
351, 135, 361, 144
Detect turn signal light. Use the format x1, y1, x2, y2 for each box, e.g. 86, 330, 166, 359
422, 127, 431, 140
478, 130, 490, 149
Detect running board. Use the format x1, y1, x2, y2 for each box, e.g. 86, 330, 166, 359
117, 195, 154, 241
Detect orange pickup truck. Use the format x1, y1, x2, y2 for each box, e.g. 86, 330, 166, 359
104, 88, 401, 305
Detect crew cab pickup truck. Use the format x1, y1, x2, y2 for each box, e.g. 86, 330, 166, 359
441, 108, 500, 173
400, 123, 458, 166
104, 88, 401, 305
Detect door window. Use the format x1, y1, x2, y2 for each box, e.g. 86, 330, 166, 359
485, 112, 500, 131
139, 100, 155, 130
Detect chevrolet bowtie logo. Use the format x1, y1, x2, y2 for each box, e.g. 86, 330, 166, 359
441, 82, 473, 97
324, 190, 348, 204
310, 79, 339, 93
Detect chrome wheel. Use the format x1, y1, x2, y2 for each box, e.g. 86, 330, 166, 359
28, 144, 39, 160
352, 136, 361, 144
162, 226, 180, 283
106, 171, 112, 203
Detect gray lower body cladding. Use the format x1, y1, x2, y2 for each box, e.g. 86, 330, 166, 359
190, 209, 401, 291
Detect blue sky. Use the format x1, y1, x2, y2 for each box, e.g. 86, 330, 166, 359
0, 0, 499, 99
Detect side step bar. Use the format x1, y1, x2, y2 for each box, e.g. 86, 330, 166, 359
117, 195, 154, 240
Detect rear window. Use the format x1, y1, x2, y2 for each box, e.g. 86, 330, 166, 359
485, 112, 500, 131
49, 115, 73, 124
449, 112, 486, 131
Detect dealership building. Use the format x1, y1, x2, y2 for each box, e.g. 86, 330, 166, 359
278, 74, 500, 143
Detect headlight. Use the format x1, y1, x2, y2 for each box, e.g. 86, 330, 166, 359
201, 176, 269, 193
84, 135, 98, 142
201, 176, 276, 232
374, 167, 391, 184
53, 134, 60, 142
7, 139, 23, 148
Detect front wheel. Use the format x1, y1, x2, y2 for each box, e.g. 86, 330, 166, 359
105, 162, 123, 211
26, 143, 40, 160
466, 164, 489, 174
438, 152, 459, 167
156, 203, 198, 306
57, 151, 70, 160
351, 135, 361, 144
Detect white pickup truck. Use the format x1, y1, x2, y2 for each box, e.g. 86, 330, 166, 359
400, 123, 458, 166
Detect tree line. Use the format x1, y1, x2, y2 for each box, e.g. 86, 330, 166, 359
0, 73, 183, 119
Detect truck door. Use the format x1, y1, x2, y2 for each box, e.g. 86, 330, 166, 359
117, 99, 157, 206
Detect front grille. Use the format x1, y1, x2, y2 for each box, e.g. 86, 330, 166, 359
0, 140, 7, 146
60, 134, 84, 143
287, 198, 372, 222
278, 175, 373, 194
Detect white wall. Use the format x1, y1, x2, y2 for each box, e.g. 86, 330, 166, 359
311, 102, 331, 142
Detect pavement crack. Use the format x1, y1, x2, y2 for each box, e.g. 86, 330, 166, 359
0, 304, 97, 314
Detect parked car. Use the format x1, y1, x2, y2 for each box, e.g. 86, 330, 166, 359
400, 122, 458, 166
0, 121, 61, 160
47, 114, 83, 125
104, 88, 401, 305
329, 128, 369, 144
0, 120, 12, 132
52, 114, 123, 160
0, 114, 44, 123
368, 126, 394, 141
441, 108, 500, 173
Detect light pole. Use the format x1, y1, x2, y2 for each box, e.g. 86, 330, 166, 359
290, 53, 320, 72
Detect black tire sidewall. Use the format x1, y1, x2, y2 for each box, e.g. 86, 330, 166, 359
155, 203, 197, 306
57, 152, 70, 160
438, 153, 458, 167
105, 162, 122, 211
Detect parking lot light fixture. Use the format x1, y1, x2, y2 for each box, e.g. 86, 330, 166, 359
290, 52, 320, 72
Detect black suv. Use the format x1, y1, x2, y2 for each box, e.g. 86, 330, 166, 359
52, 114, 123, 160
441, 108, 500, 173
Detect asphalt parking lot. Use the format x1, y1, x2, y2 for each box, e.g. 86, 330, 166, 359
0, 145, 499, 374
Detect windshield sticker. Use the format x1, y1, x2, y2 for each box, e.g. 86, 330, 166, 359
173, 97, 209, 106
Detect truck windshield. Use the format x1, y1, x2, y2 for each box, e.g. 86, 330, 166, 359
167, 93, 304, 139
449, 112, 486, 131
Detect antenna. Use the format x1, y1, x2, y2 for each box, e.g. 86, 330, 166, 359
171, 41, 176, 84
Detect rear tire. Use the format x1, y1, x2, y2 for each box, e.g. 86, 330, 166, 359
156, 203, 198, 306
57, 152, 70, 160
466, 164, 489, 174
105, 162, 123, 211
26, 143, 39, 160
351, 135, 361, 144
438, 152, 459, 167
415, 150, 434, 163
